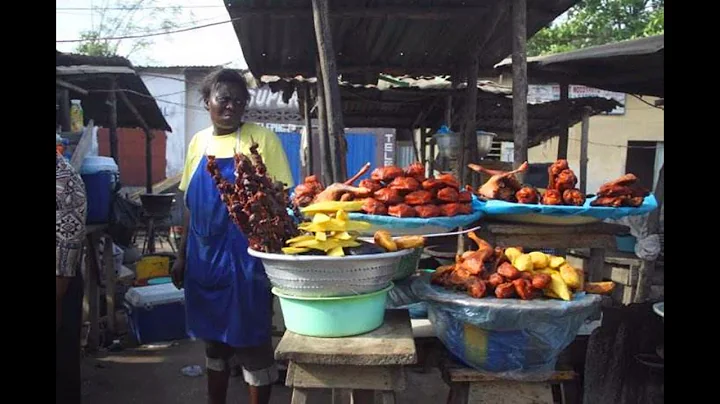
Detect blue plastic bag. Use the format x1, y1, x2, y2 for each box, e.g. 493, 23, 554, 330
411, 274, 601, 380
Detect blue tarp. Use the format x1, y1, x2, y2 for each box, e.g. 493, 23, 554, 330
477, 194, 658, 220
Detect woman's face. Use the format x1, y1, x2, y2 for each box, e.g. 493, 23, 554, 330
207, 82, 247, 132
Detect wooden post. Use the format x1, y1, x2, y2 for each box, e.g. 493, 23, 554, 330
315, 63, 333, 185
108, 78, 119, 164
634, 163, 664, 302
463, 56, 479, 188
557, 82, 570, 160
145, 129, 154, 194
302, 84, 314, 177
59, 89, 71, 132
103, 235, 116, 335
511, 0, 528, 183
445, 95, 453, 128
311, 0, 347, 182
419, 125, 427, 170
579, 107, 591, 194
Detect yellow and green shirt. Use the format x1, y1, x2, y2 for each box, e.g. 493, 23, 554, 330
179, 123, 294, 192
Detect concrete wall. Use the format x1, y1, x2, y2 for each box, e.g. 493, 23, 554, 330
526, 95, 664, 193
492, 76, 664, 193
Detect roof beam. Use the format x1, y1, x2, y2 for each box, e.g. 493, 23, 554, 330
56, 65, 136, 75
55, 79, 89, 95
230, 6, 490, 20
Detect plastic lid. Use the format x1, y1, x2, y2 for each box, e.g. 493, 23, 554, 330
125, 283, 184, 307
71, 99, 82, 105
80, 156, 119, 174
436, 125, 451, 135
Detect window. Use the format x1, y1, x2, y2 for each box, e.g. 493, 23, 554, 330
624, 141, 663, 191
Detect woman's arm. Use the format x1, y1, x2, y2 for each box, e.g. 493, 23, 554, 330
171, 192, 190, 289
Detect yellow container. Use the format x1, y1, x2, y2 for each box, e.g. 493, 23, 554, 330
136, 255, 171, 281
70, 100, 84, 133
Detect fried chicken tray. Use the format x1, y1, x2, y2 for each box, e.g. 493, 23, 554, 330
468, 160, 658, 223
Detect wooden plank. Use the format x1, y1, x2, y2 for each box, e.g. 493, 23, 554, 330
482, 221, 628, 236
488, 233, 615, 250
59, 88, 71, 132
286, 362, 406, 391
351, 390, 375, 404
103, 235, 116, 335
467, 382, 553, 404
445, 364, 576, 383
290, 388, 311, 404
84, 233, 101, 351
586, 248, 606, 282
557, 82, 569, 160
56, 65, 136, 75
447, 383, 470, 404
275, 310, 417, 366
579, 106, 591, 194
312, 0, 347, 182
56, 79, 89, 96
511, 0, 528, 181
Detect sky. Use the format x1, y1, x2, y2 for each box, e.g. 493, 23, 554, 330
56, 0, 248, 68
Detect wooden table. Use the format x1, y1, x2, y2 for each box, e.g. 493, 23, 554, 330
476, 221, 629, 281
275, 310, 418, 404
83, 223, 116, 351
440, 357, 578, 404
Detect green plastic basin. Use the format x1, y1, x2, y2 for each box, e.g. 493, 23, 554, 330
273, 284, 393, 338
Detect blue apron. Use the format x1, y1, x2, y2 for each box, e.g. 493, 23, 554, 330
184, 131, 272, 347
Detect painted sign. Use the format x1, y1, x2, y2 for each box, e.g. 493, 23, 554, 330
527, 84, 626, 115
383, 132, 396, 166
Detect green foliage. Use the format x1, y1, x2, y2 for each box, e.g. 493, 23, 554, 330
527, 0, 664, 56
74, 0, 186, 61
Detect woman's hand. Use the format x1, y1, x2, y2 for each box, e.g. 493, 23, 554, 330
171, 258, 186, 289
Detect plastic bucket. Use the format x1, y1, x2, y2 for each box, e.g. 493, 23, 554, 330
273, 284, 393, 337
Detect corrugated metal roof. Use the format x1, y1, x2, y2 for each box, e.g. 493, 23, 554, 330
494, 35, 664, 97
56, 52, 172, 132
225, 0, 580, 77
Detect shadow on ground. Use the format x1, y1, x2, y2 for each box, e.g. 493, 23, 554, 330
81, 339, 449, 404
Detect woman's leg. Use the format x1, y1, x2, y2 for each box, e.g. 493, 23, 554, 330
56, 272, 84, 404
204, 341, 234, 404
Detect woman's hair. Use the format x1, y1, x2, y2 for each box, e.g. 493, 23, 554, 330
199, 68, 250, 105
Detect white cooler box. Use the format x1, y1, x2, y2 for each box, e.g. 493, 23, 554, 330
124, 283, 188, 345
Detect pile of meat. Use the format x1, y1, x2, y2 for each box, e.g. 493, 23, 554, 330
292, 162, 474, 218
431, 232, 551, 299
361, 163, 473, 218
206, 143, 299, 253
468, 159, 586, 206
590, 173, 650, 207
292, 163, 372, 208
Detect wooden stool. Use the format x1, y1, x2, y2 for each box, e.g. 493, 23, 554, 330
275, 310, 417, 404
440, 358, 578, 404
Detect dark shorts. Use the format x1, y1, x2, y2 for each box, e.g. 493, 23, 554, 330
205, 340, 278, 386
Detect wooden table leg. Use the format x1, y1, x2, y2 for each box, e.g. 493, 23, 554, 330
587, 248, 606, 282
446, 382, 470, 404
291, 387, 311, 404
380, 391, 396, 404
350, 390, 375, 404
84, 233, 101, 351
104, 235, 116, 336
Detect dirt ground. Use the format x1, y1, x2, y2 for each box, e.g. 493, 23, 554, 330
81, 339, 449, 404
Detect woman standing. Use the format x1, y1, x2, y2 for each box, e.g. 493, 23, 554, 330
171, 69, 293, 404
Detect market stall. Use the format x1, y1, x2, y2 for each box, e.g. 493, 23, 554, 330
56, 51, 172, 350
217, 1, 664, 403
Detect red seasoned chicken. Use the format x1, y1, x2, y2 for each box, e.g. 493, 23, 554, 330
358, 179, 383, 193
436, 173, 460, 189
362, 198, 388, 215
374, 188, 403, 204
371, 166, 404, 183
404, 190, 433, 206
562, 188, 586, 206
541, 189, 563, 205
388, 203, 417, 218
414, 204, 442, 218
516, 186, 539, 204
437, 187, 460, 203
388, 176, 421, 192
422, 178, 445, 191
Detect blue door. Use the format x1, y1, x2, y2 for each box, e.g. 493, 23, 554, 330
276, 132, 302, 189
345, 132, 376, 181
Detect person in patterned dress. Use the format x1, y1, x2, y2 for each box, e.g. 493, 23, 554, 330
56, 150, 87, 403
